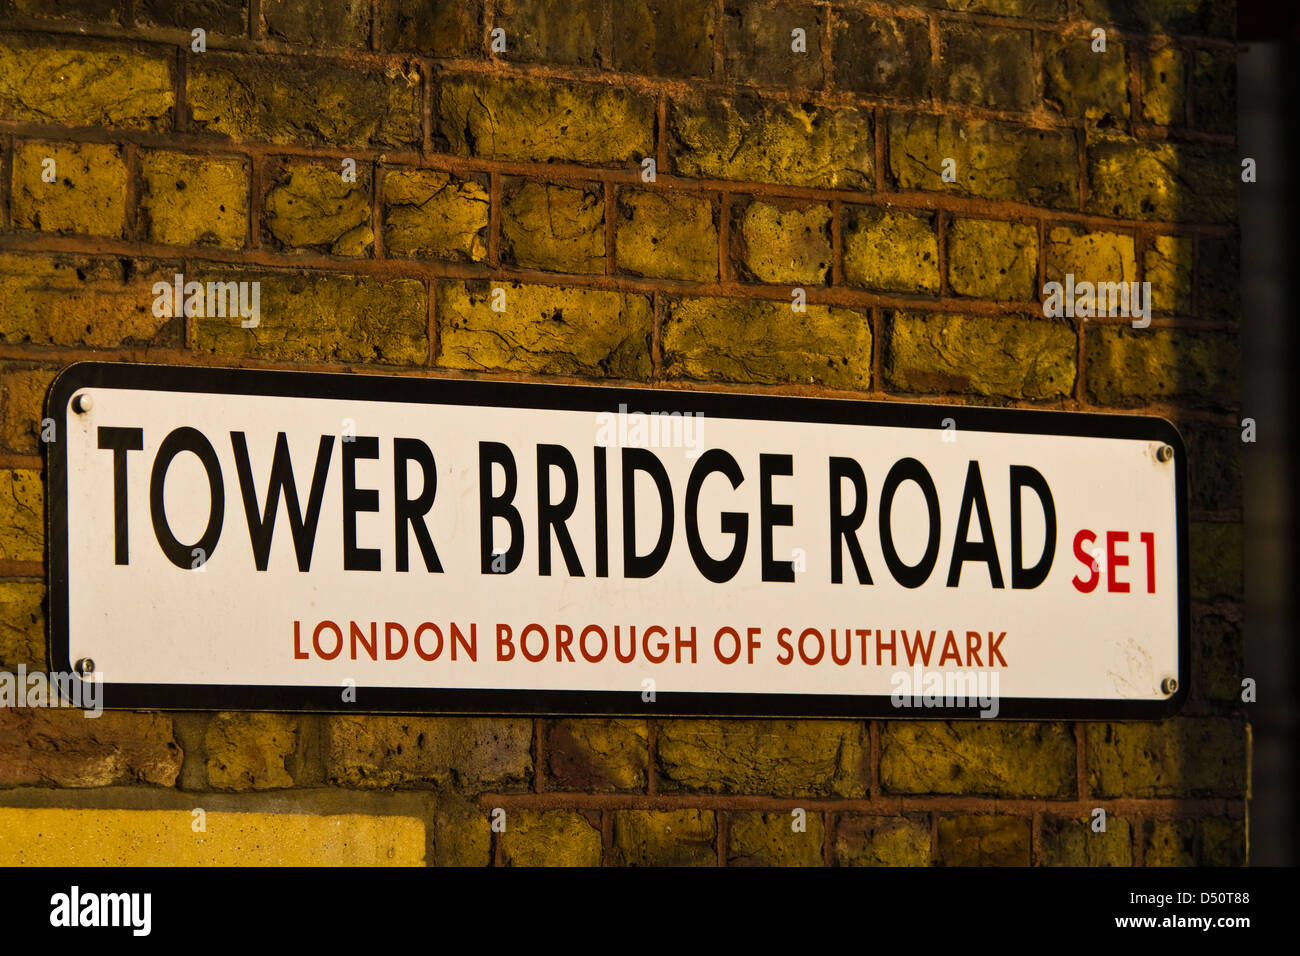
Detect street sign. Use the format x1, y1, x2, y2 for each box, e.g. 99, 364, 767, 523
46, 362, 1188, 718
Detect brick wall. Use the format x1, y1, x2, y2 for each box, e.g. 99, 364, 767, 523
0, 0, 1244, 866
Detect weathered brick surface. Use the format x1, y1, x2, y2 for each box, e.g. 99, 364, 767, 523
947, 218, 1039, 300
263, 161, 372, 256
0, 37, 173, 129
262, 0, 368, 48
723, 2, 825, 88
937, 816, 1030, 866
189, 54, 421, 149
1184, 422, 1242, 513
1042, 34, 1128, 121
1087, 139, 1236, 223
432, 792, 492, 866
438, 74, 655, 165
890, 114, 1078, 208
834, 814, 931, 866
136, 0, 247, 34
206, 713, 297, 791
887, 312, 1076, 399
1190, 522, 1243, 602
672, 97, 872, 189
727, 810, 825, 866
842, 208, 939, 294
384, 168, 489, 262
0, 254, 180, 348
326, 716, 533, 791
1197, 236, 1240, 320
501, 181, 605, 274
11, 0, 126, 25
496, 0, 603, 68
1141, 46, 1187, 127
437, 281, 652, 379
500, 810, 603, 866
616, 190, 718, 281
1087, 720, 1246, 798
139, 150, 248, 249
1045, 226, 1137, 285
833, 12, 930, 98
735, 199, 832, 285
1040, 816, 1133, 866
546, 719, 648, 792
1078, 0, 1234, 39
656, 720, 869, 797
0, 709, 182, 787
664, 298, 871, 390
611, 0, 716, 77
915, 0, 1064, 18
0, 469, 43, 563
880, 722, 1076, 798
1194, 615, 1244, 704
1144, 818, 1195, 866
194, 270, 427, 364
1086, 328, 1239, 409
611, 809, 717, 866
939, 23, 1034, 110
1200, 817, 1246, 866
1143, 234, 1193, 315
1, 366, 57, 454
12, 141, 127, 238
380, 0, 481, 56
0, 582, 45, 670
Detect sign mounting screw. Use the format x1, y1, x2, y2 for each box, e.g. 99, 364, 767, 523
1156, 444, 1173, 462
1161, 676, 1178, 695
72, 393, 93, 414
74, 658, 95, 676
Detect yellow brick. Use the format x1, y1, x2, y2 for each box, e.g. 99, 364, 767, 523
843, 209, 939, 294
139, 150, 248, 249
0, 469, 42, 562
1, 366, 57, 453
438, 281, 652, 379
0, 808, 424, 866
1144, 234, 1193, 315
0, 39, 173, 129
0, 254, 179, 348
1045, 226, 1137, 285
12, 141, 127, 238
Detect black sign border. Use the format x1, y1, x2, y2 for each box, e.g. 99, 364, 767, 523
45, 361, 1190, 720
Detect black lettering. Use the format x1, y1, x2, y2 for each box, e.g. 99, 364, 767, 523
98, 426, 143, 565
342, 436, 381, 571
1011, 465, 1057, 589
684, 449, 747, 583
150, 426, 224, 570
537, 444, 583, 576
230, 432, 333, 572
760, 454, 795, 582
479, 442, 524, 574
829, 456, 872, 585
622, 448, 673, 579
878, 457, 940, 589
394, 437, 442, 573
946, 461, 1005, 588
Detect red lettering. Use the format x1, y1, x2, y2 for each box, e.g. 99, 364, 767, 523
385, 622, 408, 660
496, 623, 514, 661
1141, 531, 1155, 593
1072, 529, 1099, 593
1107, 531, 1130, 593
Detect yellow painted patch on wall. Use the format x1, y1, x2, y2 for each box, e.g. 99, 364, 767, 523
0, 808, 424, 866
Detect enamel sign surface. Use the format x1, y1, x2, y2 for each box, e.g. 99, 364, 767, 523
47, 363, 1188, 718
